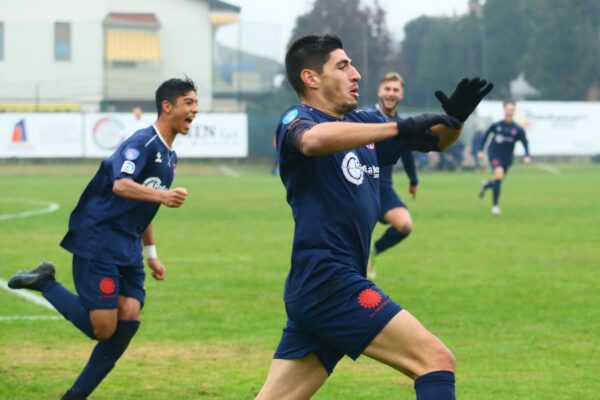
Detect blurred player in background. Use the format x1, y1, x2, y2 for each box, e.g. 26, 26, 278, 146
8, 78, 196, 399
364, 72, 418, 278
256, 33, 493, 400
478, 100, 531, 215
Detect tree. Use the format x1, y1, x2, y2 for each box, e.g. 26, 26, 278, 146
396, 13, 486, 107
521, 0, 600, 100
288, 0, 393, 105
482, 0, 532, 99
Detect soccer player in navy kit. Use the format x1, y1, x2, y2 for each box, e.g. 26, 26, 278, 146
364, 72, 418, 278
8, 78, 197, 399
478, 100, 531, 215
256, 34, 493, 400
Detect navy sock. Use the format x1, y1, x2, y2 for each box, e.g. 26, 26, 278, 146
374, 226, 410, 254
483, 180, 493, 190
67, 320, 140, 398
414, 370, 455, 400
42, 280, 94, 339
492, 179, 502, 205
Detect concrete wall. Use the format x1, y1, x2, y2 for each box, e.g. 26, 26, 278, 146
0, 0, 212, 111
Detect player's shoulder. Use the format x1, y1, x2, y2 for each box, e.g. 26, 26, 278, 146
279, 104, 317, 125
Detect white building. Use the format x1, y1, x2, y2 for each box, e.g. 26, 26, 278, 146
0, 0, 240, 112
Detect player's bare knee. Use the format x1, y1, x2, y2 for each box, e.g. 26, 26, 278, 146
427, 339, 455, 372
400, 222, 412, 235
92, 321, 117, 341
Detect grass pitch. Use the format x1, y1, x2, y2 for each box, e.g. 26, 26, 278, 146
1, 162, 599, 399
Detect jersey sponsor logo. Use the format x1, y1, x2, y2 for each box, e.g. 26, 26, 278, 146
357, 288, 382, 309
121, 160, 136, 174
366, 143, 375, 150
342, 152, 365, 185
155, 152, 162, 163
143, 177, 168, 191
341, 152, 379, 185
99, 277, 116, 296
282, 109, 299, 125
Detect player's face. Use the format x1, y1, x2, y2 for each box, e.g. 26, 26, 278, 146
377, 80, 404, 115
319, 49, 361, 114
504, 103, 515, 123
170, 91, 199, 134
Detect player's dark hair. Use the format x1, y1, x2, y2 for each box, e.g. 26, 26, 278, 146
285, 34, 344, 96
503, 99, 516, 107
155, 77, 197, 115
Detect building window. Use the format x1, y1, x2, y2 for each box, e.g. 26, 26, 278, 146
104, 13, 160, 69
0, 22, 4, 61
54, 22, 71, 61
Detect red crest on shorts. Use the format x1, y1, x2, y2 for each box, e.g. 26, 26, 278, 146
358, 288, 382, 309
99, 277, 116, 295
492, 158, 500, 166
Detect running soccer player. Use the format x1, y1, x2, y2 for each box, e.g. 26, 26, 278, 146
256, 34, 493, 400
364, 72, 418, 278
478, 100, 531, 215
7, 78, 197, 399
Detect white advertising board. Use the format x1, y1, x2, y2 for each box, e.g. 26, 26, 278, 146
0, 113, 248, 158
0, 113, 84, 158
477, 101, 600, 156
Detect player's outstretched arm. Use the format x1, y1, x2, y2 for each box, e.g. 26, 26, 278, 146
113, 178, 188, 207
299, 114, 459, 156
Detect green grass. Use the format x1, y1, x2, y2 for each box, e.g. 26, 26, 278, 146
1, 162, 599, 399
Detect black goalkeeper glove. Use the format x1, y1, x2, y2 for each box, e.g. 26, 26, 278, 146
435, 77, 494, 122
396, 113, 461, 152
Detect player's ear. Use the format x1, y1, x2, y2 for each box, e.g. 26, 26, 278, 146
161, 99, 173, 115
300, 69, 320, 90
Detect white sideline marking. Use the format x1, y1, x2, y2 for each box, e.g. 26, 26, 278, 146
533, 163, 561, 176
219, 165, 239, 178
0, 315, 61, 321
0, 198, 60, 221
0, 279, 56, 311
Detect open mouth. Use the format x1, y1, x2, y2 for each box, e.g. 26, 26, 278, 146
183, 117, 194, 131
350, 87, 359, 99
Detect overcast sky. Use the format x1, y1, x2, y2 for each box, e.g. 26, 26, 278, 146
218, 0, 470, 61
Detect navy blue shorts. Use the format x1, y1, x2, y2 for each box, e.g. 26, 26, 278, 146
379, 185, 406, 223
274, 277, 402, 374
488, 152, 513, 172
72, 255, 146, 310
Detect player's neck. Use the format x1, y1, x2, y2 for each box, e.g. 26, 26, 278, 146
378, 102, 397, 119
153, 120, 176, 149
301, 96, 344, 118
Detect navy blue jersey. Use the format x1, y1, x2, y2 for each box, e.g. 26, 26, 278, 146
363, 104, 418, 188
481, 120, 529, 158
276, 104, 407, 301
61, 126, 177, 265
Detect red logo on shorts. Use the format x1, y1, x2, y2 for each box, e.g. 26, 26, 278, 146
492, 158, 500, 166
358, 288, 382, 309
99, 277, 116, 295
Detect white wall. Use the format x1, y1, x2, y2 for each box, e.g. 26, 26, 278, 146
0, 0, 213, 110
0, 1, 106, 104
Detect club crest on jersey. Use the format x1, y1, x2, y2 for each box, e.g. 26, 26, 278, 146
124, 148, 140, 160
121, 160, 136, 174
155, 152, 162, 163
282, 109, 299, 125
365, 143, 375, 150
